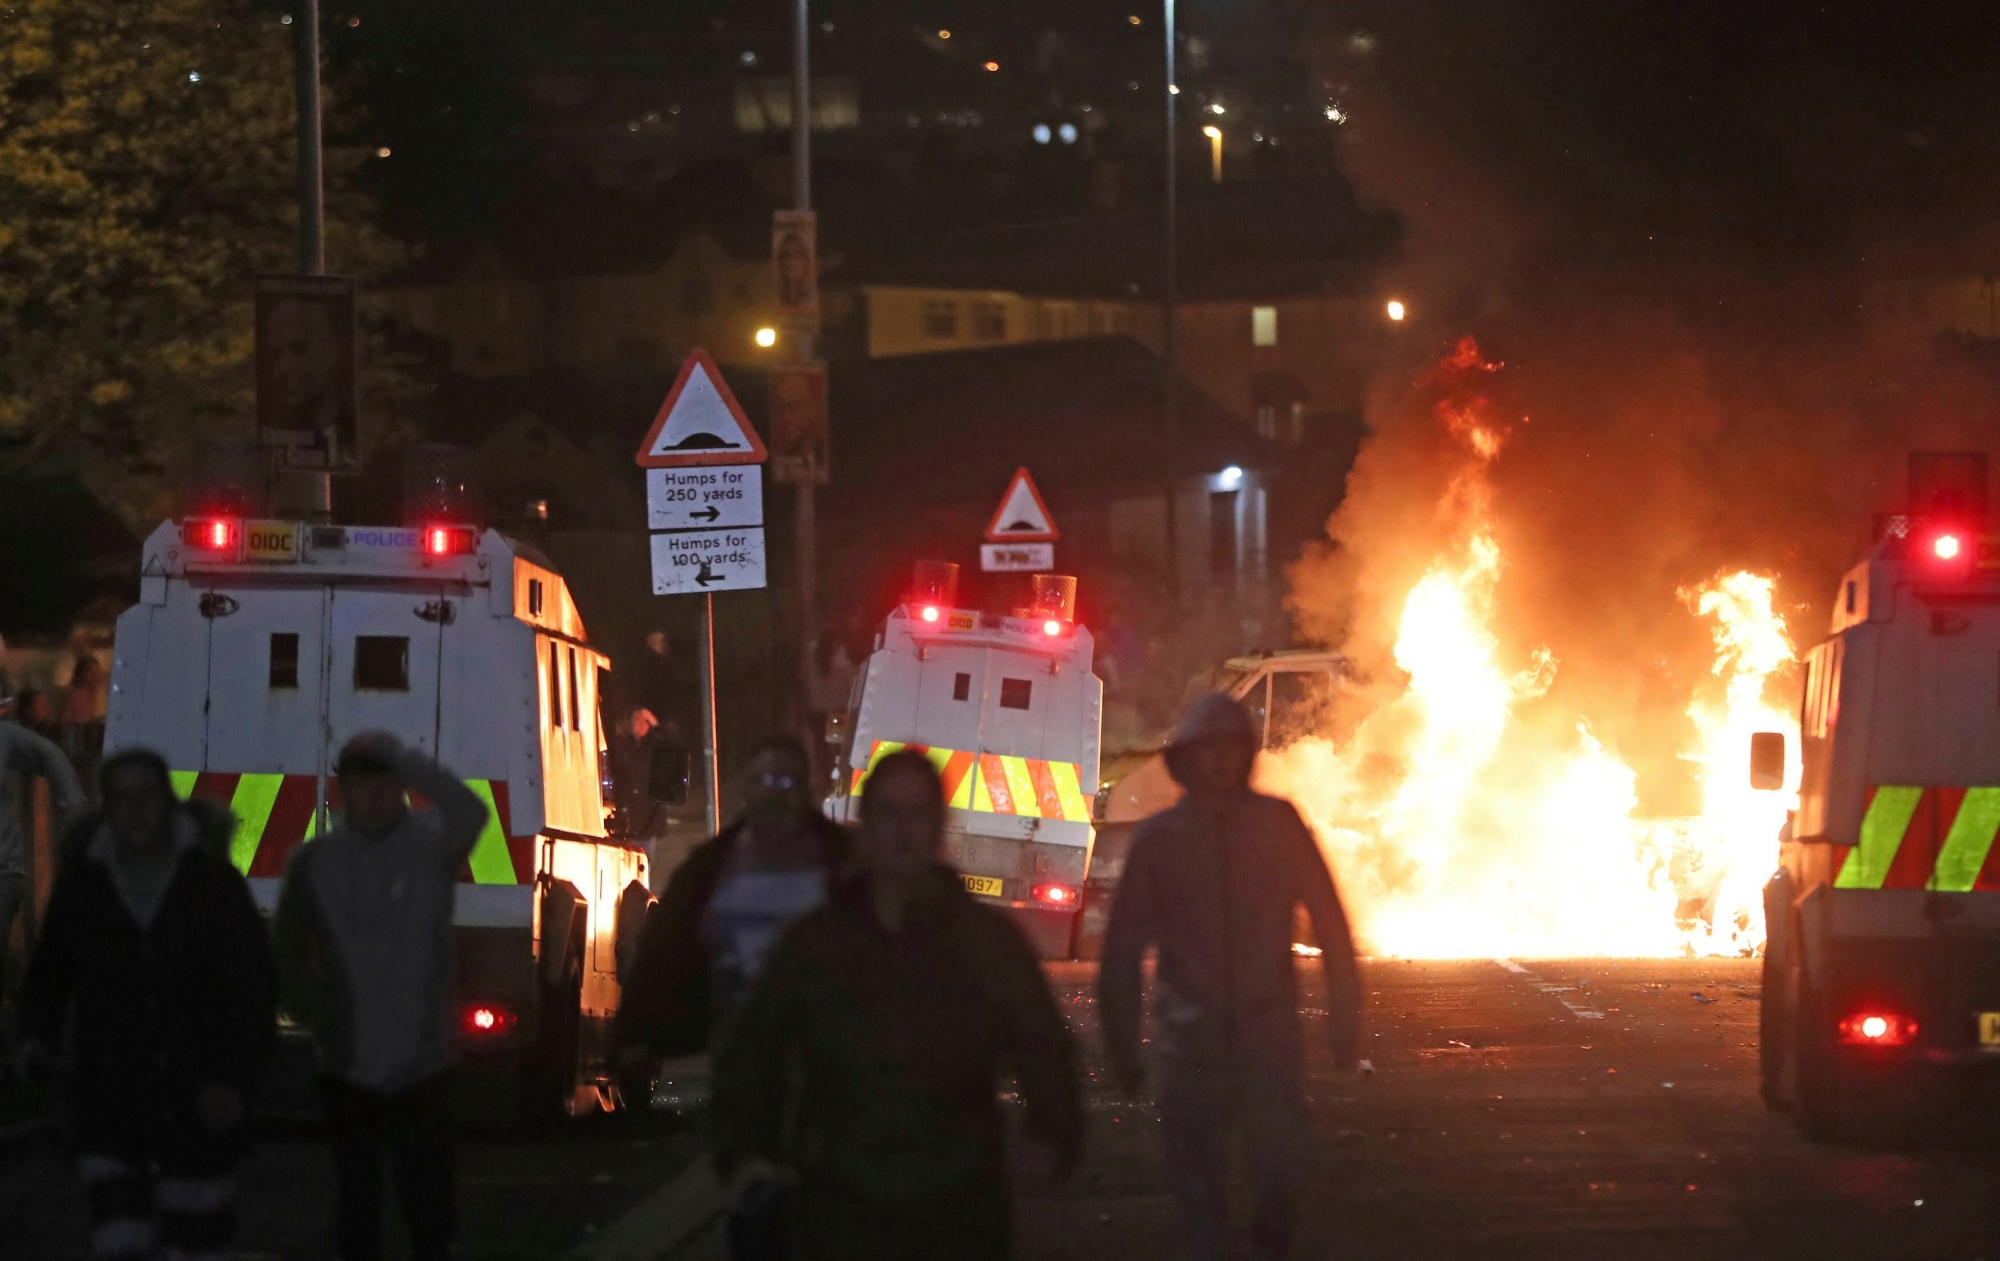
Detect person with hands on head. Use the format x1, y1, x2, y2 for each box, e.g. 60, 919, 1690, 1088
18, 748, 276, 1261
273, 732, 488, 1261
712, 750, 1082, 1261
0, 693, 87, 999
1099, 692, 1363, 1261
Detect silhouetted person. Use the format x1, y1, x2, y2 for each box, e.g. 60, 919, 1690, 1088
18, 749, 275, 1260
713, 749, 1081, 1261
1100, 693, 1362, 1261
274, 733, 487, 1261
0, 703, 86, 993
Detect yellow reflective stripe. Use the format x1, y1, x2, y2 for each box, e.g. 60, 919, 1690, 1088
1048, 761, 1091, 823
1932, 788, 2000, 891
1000, 756, 1037, 818
464, 780, 516, 885
1836, 786, 1923, 889
947, 759, 975, 810
970, 759, 992, 812
226, 774, 283, 875
170, 771, 199, 799
922, 746, 954, 779
851, 742, 902, 797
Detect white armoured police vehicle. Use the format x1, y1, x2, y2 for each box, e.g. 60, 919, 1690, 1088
1760, 452, 2000, 1139
105, 514, 652, 1122
831, 564, 1101, 958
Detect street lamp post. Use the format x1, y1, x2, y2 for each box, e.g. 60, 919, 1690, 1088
791, 0, 819, 752
1162, 0, 1179, 603
1202, 124, 1223, 183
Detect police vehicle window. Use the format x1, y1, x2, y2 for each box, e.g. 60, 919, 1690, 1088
353, 637, 409, 691
999, 678, 1032, 710
269, 633, 299, 689
1268, 671, 1329, 746
548, 642, 565, 729
953, 672, 971, 701
567, 646, 582, 731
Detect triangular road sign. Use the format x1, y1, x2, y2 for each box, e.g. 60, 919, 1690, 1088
984, 467, 1059, 542
636, 350, 769, 468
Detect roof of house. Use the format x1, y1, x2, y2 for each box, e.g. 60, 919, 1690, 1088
835, 175, 1399, 303
821, 335, 1272, 512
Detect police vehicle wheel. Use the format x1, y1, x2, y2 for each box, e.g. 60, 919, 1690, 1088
1790, 975, 1842, 1142
526, 928, 586, 1125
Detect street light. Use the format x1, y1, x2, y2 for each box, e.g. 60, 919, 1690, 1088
1202, 124, 1223, 183
1386, 300, 1407, 322
754, 326, 778, 348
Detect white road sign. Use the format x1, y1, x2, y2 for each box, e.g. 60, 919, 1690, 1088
647, 467, 764, 531
981, 542, 1055, 573
650, 528, 768, 595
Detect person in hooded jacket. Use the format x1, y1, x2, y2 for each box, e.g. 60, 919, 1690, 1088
17, 748, 277, 1261
1100, 692, 1362, 1261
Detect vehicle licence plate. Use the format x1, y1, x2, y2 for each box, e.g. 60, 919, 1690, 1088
960, 874, 1005, 899
1979, 1013, 2000, 1048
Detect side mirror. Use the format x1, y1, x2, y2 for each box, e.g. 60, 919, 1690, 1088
648, 744, 691, 806
1749, 731, 1787, 791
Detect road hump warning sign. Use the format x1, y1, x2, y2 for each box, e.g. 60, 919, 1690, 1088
984, 467, 1058, 542
636, 350, 769, 468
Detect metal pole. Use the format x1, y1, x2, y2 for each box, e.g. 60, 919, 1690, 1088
1162, 0, 1180, 603
791, 0, 819, 742
284, 0, 331, 519
701, 592, 721, 835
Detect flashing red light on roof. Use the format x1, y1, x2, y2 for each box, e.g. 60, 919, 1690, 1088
182, 518, 239, 551
1031, 883, 1079, 907
460, 1002, 519, 1037
424, 525, 477, 557
920, 605, 941, 623
1042, 619, 1062, 636
1933, 533, 1963, 561
1836, 1009, 1917, 1047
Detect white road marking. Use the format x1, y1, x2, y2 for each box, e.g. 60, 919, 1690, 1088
1494, 959, 1605, 1020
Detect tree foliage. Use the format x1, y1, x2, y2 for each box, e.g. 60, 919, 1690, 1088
0, 0, 394, 519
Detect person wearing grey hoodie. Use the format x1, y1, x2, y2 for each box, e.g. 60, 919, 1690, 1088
1099, 692, 1362, 1261
0, 704, 87, 996
274, 732, 486, 1261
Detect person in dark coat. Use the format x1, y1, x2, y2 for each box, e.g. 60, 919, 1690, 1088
1100, 692, 1363, 1261
712, 749, 1083, 1261
16, 748, 277, 1261
614, 736, 850, 1061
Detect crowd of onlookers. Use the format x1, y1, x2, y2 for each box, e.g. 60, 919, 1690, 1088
1, 628, 113, 792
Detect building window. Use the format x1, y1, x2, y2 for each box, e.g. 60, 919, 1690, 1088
548, 642, 564, 728
922, 299, 959, 339
1251, 305, 1277, 347
354, 637, 409, 691
269, 633, 299, 690
953, 672, 972, 701
999, 678, 1033, 710
1255, 404, 1277, 440
971, 302, 1007, 340
567, 646, 582, 731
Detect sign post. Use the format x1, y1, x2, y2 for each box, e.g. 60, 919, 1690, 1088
637, 350, 771, 834
981, 467, 1060, 573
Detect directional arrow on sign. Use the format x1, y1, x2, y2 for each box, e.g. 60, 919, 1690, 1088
691, 506, 721, 522
696, 561, 717, 586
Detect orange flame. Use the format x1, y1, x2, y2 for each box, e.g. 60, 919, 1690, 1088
1261, 340, 1797, 958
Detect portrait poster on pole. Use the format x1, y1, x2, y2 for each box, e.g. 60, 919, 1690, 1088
772, 209, 818, 327
255, 274, 359, 473
769, 361, 829, 485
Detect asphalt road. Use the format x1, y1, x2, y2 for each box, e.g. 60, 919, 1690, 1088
12, 958, 2000, 1259
1022, 957, 2000, 1261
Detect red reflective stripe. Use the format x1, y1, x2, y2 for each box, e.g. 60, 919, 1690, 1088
249, 775, 319, 877
1883, 787, 1940, 889
979, 754, 1014, 814
189, 772, 239, 806
1025, 759, 1063, 820
485, 780, 538, 884
939, 750, 977, 806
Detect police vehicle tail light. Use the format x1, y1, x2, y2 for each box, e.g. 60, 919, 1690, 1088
1932, 532, 1962, 561
182, 518, 239, 552
1031, 883, 1079, 907
1836, 1009, 1917, 1047
920, 605, 942, 624
460, 1001, 519, 1036
424, 525, 478, 557
1042, 618, 1066, 637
